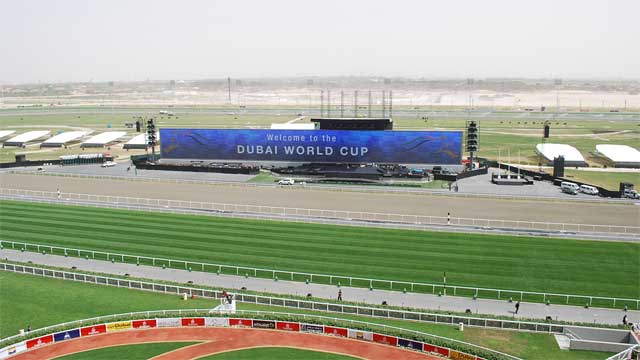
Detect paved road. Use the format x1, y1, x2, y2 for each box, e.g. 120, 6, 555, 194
2, 249, 636, 326
1, 172, 638, 227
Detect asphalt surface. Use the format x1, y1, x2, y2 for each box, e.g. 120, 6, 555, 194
2, 249, 636, 326
1, 172, 638, 227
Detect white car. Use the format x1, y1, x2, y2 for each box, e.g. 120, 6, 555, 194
278, 178, 295, 186
623, 189, 639, 199
579, 185, 599, 195
101, 161, 117, 168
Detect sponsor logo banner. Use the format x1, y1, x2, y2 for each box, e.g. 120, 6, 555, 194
80, 324, 107, 336
424, 344, 450, 357
301, 323, 324, 334
26, 335, 53, 349
160, 129, 463, 165
205, 317, 229, 327
106, 321, 132, 332
252, 320, 276, 329
181, 318, 205, 327
132, 319, 157, 329
372, 333, 398, 346
398, 338, 423, 351
323, 326, 348, 337
229, 318, 253, 327
157, 317, 181, 328
54, 329, 80, 342
348, 329, 373, 341
0, 341, 26, 358
450, 350, 476, 360
276, 321, 300, 332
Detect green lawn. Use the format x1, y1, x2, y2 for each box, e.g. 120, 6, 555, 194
0, 271, 612, 360
200, 348, 359, 359
54, 342, 199, 360
1, 200, 638, 302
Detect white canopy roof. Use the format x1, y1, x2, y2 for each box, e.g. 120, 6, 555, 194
536, 143, 585, 162
125, 132, 159, 146
270, 123, 316, 130
0, 130, 16, 140
81, 131, 126, 145
5, 131, 50, 143
595, 144, 640, 163
43, 131, 88, 144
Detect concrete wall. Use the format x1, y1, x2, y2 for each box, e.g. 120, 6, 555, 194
570, 339, 633, 353
566, 326, 631, 343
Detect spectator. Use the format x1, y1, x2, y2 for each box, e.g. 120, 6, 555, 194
623, 315, 628, 326
337, 289, 342, 301
515, 301, 520, 314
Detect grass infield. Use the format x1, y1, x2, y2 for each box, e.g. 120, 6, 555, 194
199, 347, 360, 359
0, 200, 638, 305
0, 271, 611, 360
53, 342, 199, 360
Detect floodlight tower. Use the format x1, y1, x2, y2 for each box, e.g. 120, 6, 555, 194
147, 118, 158, 162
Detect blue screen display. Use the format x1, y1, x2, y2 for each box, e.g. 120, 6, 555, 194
160, 129, 462, 164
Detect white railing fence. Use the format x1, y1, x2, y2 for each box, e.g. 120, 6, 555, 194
1, 187, 638, 236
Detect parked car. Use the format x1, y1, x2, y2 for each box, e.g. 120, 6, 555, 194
579, 184, 599, 195
101, 161, 117, 168
278, 178, 295, 186
623, 188, 639, 199
560, 181, 579, 195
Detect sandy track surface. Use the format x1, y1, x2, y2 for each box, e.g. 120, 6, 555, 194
13, 328, 436, 360
1, 173, 637, 226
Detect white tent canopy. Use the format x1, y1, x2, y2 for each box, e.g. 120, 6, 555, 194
4, 131, 50, 146
42, 131, 88, 146
595, 145, 640, 167
123, 132, 159, 149
81, 131, 126, 147
0, 130, 16, 140
536, 143, 586, 164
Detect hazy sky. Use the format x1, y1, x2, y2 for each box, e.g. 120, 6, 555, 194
2, 0, 639, 83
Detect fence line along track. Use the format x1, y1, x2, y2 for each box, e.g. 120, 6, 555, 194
0, 307, 523, 360
1, 187, 638, 237
5, 169, 636, 205
0, 262, 569, 337
2, 240, 638, 311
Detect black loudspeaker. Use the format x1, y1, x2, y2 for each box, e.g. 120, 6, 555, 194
15, 154, 26, 163
135, 121, 141, 132
543, 125, 550, 138
553, 156, 565, 177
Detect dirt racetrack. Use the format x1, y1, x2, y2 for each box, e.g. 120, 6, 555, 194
12, 328, 437, 360
0, 173, 638, 226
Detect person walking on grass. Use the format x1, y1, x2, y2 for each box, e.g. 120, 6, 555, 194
515, 301, 520, 314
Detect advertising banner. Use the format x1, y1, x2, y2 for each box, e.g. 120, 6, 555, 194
251, 320, 276, 329
106, 321, 132, 332
161, 129, 462, 165
229, 318, 253, 327
347, 329, 373, 341
450, 350, 476, 360
424, 344, 450, 357
80, 324, 107, 336
0, 341, 26, 358
398, 338, 423, 351
205, 317, 229, 327
181, 318, 205, 327
132, 319, 157, 329
301, 323, 324, 334
276, 321, 300, 332
26, 335, 53, 349
372, 333, 398, 346
157, 318, 181, 328
323, 326, 348, 337
53, 329, 80, 342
